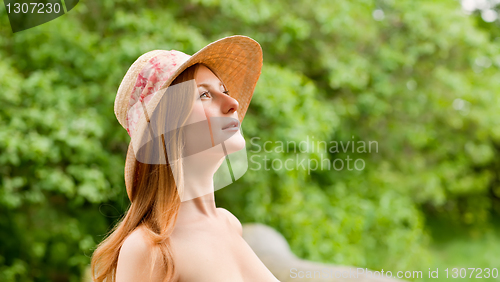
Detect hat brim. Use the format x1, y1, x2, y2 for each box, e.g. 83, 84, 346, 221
117, 35, 263, 201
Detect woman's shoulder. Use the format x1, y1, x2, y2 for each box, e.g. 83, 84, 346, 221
217, 207, 243, 236
123, 225, 149, 246
119, 225, 152, 258
116, 226, 152, 279
116, 226, 168, 281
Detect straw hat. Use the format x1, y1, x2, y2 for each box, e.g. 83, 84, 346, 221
114, 35, 263, 201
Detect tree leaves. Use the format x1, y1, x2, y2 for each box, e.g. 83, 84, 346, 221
1, 0, 499, 280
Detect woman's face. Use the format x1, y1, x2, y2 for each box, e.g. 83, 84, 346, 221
183, 65, 246, 158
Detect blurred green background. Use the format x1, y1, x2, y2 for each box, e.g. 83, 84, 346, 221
1, 0, 500, 281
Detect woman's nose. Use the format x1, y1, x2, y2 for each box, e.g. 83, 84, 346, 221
221, 94, 239, 115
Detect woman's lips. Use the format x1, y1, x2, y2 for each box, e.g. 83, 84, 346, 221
222, 120, 240, 130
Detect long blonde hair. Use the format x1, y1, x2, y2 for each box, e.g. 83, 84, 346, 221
91, 64, 202, 282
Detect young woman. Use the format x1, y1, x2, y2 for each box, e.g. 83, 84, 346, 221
90, 36, 280, 282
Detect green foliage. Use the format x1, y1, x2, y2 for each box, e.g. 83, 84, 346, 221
0, 0, 499, 281
422, 218, 500, 282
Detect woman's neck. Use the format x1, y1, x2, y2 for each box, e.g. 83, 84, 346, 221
176, 150, 225, 221
178, 193, 218, 221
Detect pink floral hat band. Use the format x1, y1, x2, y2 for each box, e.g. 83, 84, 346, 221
126, 50, 191, 137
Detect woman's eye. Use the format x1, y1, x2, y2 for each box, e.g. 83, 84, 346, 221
200, 91, 210, 98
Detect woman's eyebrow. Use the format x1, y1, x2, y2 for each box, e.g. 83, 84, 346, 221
197, 83, 224, 89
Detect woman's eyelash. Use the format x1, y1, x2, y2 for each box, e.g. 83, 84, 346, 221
200, 90, 230, 98
200, 91, 210, 98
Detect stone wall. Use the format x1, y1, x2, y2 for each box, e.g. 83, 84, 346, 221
242, 223, 407, 282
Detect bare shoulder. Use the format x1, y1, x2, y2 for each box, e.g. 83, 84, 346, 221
217, 207, 243, 236
116, 226, 167, 282
116, 227, 151, 281
121, 226, 150, 250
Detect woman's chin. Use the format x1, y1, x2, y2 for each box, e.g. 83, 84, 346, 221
222, 131, 246, 154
